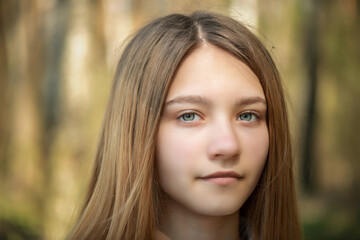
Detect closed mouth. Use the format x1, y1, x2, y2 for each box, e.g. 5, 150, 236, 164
199, 171, 242, 180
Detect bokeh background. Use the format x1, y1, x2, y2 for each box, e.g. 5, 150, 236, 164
0, 0, 359, 239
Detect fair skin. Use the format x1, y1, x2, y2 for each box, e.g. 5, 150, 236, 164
156, 44, 269, 240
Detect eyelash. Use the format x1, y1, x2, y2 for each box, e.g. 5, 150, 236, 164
177, 111, 261, 122
178, 112, 202, 122
237, 111, 260, 122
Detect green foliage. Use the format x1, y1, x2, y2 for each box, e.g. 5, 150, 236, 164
303, 211, 360, 240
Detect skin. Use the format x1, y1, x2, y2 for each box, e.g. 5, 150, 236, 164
156, 44, 269, 240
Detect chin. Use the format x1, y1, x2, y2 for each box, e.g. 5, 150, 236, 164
190, 199, 244, 217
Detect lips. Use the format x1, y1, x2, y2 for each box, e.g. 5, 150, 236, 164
201, 171, 241, 179
198, 171, 242, 185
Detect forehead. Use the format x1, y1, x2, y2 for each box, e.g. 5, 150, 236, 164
167, 44, 264, 100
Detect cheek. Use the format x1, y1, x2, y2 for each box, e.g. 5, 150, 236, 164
156, 125, 202, 187
242, 126, 269, 175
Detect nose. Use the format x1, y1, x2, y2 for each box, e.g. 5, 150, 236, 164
207, 119, 240, 162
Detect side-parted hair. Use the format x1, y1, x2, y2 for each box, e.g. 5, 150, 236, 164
68, 11, 301, 240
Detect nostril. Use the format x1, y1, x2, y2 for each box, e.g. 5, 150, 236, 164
209, 148, 240, 161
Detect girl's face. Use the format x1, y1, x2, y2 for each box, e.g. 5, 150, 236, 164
156, 44, 269, 216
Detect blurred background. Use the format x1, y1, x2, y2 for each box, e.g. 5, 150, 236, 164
0, 0, 359, 239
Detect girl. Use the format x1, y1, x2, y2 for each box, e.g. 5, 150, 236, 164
68, 11, 301, 240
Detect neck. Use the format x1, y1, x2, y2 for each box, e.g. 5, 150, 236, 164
156, 200, 240, 240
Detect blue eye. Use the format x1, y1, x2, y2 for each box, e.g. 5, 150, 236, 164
180, 113, 199, 121
238, 112, 256, 121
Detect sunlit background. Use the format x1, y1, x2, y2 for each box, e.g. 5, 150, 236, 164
0, 0, 359, 239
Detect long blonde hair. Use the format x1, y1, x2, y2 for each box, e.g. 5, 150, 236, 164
68, 11, 301, 240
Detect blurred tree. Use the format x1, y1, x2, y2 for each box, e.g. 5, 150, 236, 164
0, 0, 70, 238
41, 0, 69, 210
0, 0, 46, 238
0, 0, 11, 186
45, 0, 109, 238
317, 0, 360, 206
301, 0, 320, 193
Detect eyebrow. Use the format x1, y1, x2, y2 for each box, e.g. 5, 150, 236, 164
165, 95, 267, 107
165, 95, 210, 106
235, 96, 267, 107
